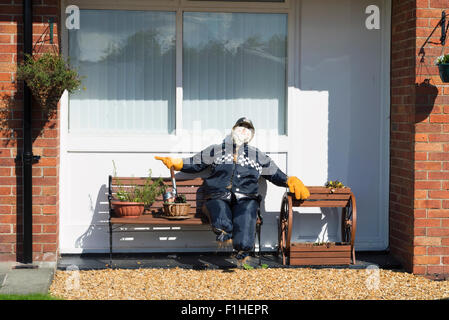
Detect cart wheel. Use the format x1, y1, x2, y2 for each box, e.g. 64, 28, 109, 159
278, 193, 289, 265
344, 194, 357, 264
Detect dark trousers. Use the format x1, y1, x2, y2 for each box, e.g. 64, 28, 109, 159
204, 195, 259, 253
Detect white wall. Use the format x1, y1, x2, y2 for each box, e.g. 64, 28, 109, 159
59, 0, 390, 254
288, 0, 390, 250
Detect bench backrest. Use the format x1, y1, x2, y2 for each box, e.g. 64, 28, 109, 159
291, 187, 353, 208
109, 176, 206, 216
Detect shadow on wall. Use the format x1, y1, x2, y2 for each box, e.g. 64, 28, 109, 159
75, 185, 110, 252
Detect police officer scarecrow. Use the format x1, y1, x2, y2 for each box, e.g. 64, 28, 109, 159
156, 118, 310, 264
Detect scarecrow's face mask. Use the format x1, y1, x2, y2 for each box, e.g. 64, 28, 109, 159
231, 125, 254, 146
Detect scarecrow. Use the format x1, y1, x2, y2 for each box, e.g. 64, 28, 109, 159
156, 118, 310, 264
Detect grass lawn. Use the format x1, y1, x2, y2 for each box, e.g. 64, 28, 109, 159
0, 293, 63, 300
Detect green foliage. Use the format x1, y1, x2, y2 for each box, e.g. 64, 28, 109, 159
0, 293, 63, 300
112, 160, 166, 206
174, 194, 186, 203
325, 180, 345, 188
16, 52, 84, 112
242, 263, 254, 270
436, 54, 449, 65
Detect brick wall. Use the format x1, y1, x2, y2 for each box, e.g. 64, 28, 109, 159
390, 0, 449, 278
390, 0, 417, 274
412, 0, 449, 277
0, 0, 60, 262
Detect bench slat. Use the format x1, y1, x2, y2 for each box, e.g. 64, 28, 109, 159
292, 200, 350, 207
111, 177, 203, 186
110, 214, 208, 225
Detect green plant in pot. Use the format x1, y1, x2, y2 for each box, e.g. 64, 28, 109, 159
16, 52, 84, 117
435, 54, 449, 83
111, 161, 166, 218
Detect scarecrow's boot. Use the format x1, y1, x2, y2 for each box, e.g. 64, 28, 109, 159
234, 251, 255, 268
214, 228, 233, 249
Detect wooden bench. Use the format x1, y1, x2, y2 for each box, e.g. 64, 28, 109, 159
107, 176, 211, 265
278, 187, 357, 266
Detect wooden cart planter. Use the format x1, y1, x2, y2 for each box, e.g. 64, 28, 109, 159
278, 187, 357, 266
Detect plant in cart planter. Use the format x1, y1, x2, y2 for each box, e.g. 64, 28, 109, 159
111, 161, 165, 218
435, 54, 449, 83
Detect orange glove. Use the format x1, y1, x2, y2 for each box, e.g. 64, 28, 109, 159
155, 156, 183, 171
287, 176, 310, 200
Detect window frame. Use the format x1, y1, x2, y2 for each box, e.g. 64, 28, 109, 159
61, 0, 293, 152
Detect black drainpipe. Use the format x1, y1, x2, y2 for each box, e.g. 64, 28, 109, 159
20, 0, 38, 265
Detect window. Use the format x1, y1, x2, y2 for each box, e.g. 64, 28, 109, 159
183, 12, 287, 133
67, 4, 288, 135
69, 10, 176, 133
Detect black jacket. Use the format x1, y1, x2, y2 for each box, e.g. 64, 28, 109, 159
181, 140, 288, 197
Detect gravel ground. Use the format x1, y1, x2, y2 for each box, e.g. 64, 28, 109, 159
49, 267, 449, 300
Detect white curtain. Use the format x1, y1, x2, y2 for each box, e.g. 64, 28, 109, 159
68, 10, 176, 134
182, 12, 287, 134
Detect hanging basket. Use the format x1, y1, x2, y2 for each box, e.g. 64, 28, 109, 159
438, 63, 449, 83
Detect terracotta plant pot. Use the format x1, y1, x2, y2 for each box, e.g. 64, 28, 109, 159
111, 201, 144, 218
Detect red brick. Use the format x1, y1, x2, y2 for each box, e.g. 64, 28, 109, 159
430, 115, 449, 123
33, 234, 57, 244
0, 186, 10, 195
428, 209, 449, 218
0, 234, 15, 243
414, 255, 440, 265
428, 247, 449, 255
415, 143, 442, 151
415, 219, 441, 227
415, 181, 441, 189
0, 224, 11, 233
43, 225, 56, 233
429, 190, 449, 199
415, 161, 441, 170
429, 172, 449, 180
427, 228, 449, 236
0, 244, 12, 253
415, 237, 442, 246
414, 246, 427, 255
42, 206, 56, 214
414, 200, 441, 209
430, 0, 449, 8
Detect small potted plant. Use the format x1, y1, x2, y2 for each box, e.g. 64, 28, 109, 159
325, 180, 346, 193
435, 54, 449, 83
163, 194, 191, 217
16, 52, 84, 116
111, 161, 165, 218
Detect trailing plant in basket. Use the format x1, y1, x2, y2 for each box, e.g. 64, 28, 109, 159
435, 54, 449, 65
435, 54, 449, 83
16, 52, 84, 115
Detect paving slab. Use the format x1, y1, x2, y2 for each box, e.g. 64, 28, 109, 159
57, 251, 402, 271
0, 262, 56, 295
